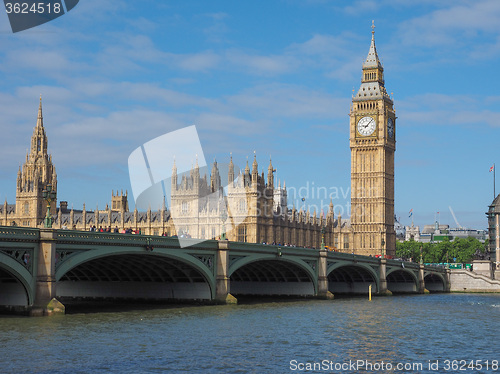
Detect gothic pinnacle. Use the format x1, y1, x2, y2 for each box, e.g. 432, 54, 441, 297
37, 95, 43, 129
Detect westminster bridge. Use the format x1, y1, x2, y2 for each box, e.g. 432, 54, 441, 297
0, 226, 449, 314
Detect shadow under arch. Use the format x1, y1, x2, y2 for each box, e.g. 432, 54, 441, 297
55, 247, 215, 301
424, 272, 446, 292
0, 254, 33, 306
229, 254, 317, 297
327, 263, 379, 295
386, 268, 418, 293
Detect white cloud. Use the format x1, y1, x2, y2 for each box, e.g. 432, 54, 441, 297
398, 93, 500, 127
227, 83, 347, 119
225, 50, 298, 75
397, 0, 500, 50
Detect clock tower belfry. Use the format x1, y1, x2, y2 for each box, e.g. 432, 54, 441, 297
350, 22, 396, 257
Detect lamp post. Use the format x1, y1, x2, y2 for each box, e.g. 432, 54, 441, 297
220, 210, 227, 240
42, 183, 56, 228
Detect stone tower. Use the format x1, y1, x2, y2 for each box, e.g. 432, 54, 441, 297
16, 96, 57, 227
350, 23, 396, 257
111, 190, 129, 212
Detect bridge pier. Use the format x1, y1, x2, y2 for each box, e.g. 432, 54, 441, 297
418, 264, 428, 294
32, 229, 64, 315
318, 248, 334, 299
378, 259, 391, 295
215, 240, 237, 304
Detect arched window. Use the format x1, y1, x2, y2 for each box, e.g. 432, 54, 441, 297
239, 199, 246, 212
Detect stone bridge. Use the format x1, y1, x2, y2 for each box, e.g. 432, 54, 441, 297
0, 227, 450, 314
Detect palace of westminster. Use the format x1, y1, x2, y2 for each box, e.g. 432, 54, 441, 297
0, 27, 397, 257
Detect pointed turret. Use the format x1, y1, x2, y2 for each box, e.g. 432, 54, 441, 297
267, 158, 274, 188
70, 206, 74, 228
252, 153, 258, 173
251, 153, 258, 185
244, 157, 250, 187
194, 155, 200, 175
354, 21, 390, 102
228, 153, 234, 186
363, 20, 382, 70
172, 157, 178, 190
211, 159, 221, 191
95, 204, 99, 226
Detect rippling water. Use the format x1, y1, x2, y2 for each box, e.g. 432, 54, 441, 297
1, 294, 499, 373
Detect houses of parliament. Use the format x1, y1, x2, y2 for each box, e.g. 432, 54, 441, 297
0, 26, 396, 257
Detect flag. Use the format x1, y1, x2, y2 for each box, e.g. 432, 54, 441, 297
408, 208, 413, 218
490, 165, 495, 172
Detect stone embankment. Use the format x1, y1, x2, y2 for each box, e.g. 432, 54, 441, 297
450, 269, 500, 292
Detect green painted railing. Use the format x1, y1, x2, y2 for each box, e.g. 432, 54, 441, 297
0, 226, 40, 241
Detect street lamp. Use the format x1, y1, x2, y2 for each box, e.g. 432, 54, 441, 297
42, 183, 56, 228
220, 210, 228, 240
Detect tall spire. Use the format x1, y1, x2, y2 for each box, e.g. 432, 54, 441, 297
354, 21, 389, 102
363, 20, 382, 69
37, 95, 43, 129
30, 95, 48, 159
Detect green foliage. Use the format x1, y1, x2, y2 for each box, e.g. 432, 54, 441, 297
396, 237, 485, 263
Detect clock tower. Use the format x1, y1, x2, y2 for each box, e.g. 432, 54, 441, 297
350, 22, 396, 257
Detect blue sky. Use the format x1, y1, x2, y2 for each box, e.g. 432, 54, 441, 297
0, 0, 499, 230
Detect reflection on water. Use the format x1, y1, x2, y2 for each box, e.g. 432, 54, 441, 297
0, 294, 499, 373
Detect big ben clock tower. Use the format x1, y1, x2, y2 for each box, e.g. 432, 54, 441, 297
350, 22, 396, 257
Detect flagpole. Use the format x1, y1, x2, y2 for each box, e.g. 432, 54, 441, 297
494, 163, 496, 199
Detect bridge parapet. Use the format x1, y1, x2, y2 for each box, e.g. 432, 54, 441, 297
0, 226, 39, 241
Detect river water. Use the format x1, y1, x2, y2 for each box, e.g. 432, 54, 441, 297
0, 294, 499, 374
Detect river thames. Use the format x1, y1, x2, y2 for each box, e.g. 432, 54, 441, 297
0, 293, 499, 373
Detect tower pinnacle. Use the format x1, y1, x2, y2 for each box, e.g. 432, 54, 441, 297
363, 20, 382, 69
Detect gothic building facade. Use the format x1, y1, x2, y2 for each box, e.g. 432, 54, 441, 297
1, 26, 397, 256
1, 97, 351, 250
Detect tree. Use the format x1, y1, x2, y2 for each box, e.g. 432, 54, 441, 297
397, 237, 485, 263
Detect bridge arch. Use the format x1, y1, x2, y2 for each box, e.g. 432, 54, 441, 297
424, 272, 446, 292
0, 253, 33, 306
327, 263, 379, 294
228, 254, 317, 296
55, 247, 216, 301
386, 268, 418, 293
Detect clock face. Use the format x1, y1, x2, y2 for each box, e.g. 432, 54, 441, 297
357, 116, 376, 136
387, 118, 394, 138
